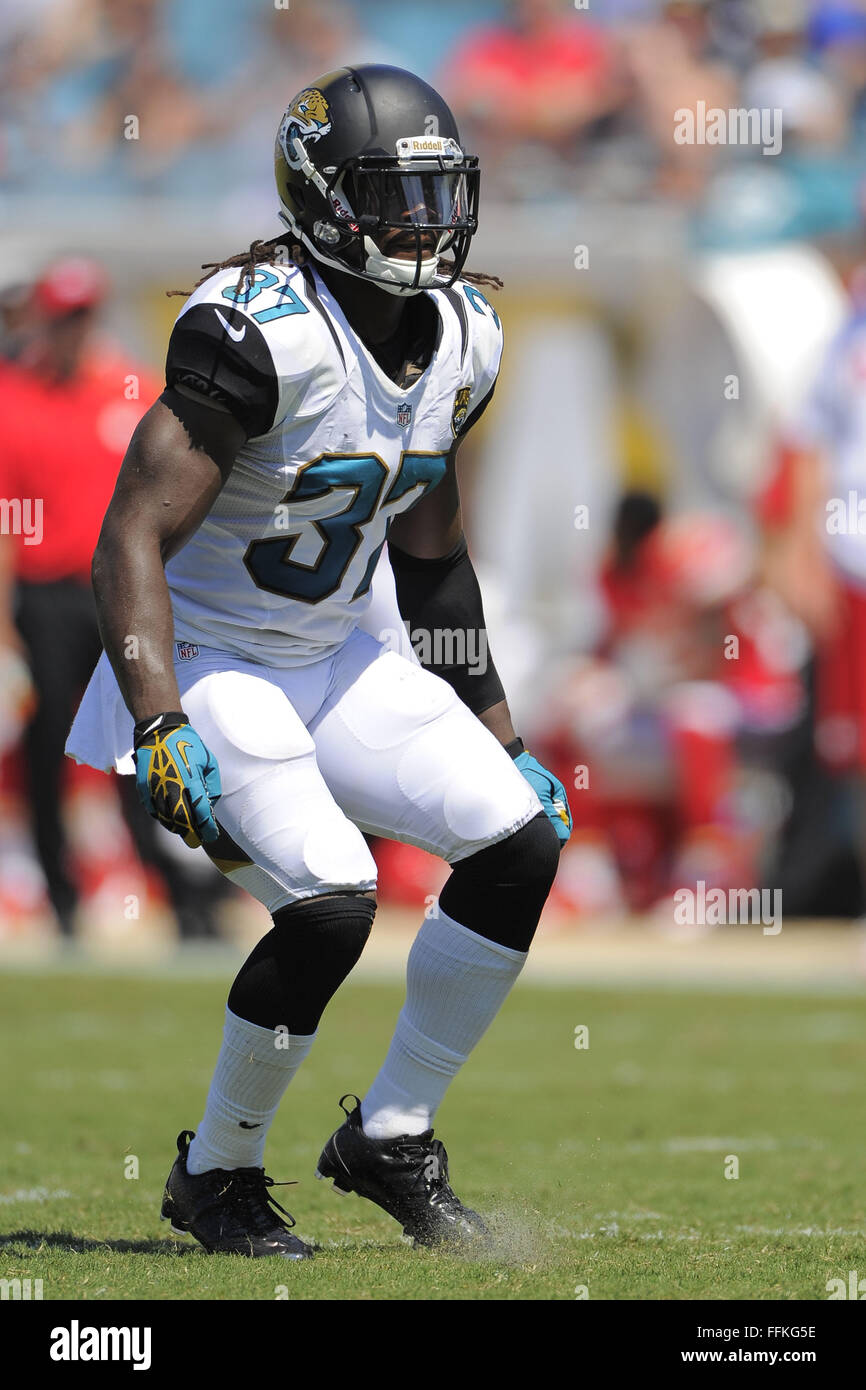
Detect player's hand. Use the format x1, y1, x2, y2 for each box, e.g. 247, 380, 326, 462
513, 749, 572, 847
133, 712, 221, 848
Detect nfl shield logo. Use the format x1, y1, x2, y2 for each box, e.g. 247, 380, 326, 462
396, 401, 412, 428
176, 642, 199, 662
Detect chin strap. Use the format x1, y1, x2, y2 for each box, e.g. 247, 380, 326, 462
361, 241, 440, 296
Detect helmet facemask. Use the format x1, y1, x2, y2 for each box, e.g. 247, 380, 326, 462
278, 128, 479, 295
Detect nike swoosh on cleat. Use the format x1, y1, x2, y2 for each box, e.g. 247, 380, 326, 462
214, 309, 247, 342
330, 1134, 353, 1177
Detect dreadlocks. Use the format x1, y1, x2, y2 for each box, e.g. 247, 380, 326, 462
167, 233, 503, 300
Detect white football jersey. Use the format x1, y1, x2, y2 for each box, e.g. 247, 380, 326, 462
163, 260, 503, 664
798, 308, 866, 587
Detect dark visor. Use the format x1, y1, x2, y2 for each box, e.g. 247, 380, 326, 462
332, 159, 478, 233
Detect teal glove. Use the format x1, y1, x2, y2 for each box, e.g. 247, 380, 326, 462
133, 712, 221, 848
512, 746, 572, 847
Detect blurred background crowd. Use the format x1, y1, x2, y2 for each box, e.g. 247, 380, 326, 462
3, 0, 866, 943
3, 0, 866, 218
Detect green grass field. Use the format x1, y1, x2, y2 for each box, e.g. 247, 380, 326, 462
1, 964, 864, 1300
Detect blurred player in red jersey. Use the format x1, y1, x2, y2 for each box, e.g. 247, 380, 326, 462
536, 490, 808, 915
439, 0, 622, 191
0, 259, 227, 935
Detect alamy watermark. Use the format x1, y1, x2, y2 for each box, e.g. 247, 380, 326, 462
826, 491, 866, 534
378, 625, 488, 675
673, 881, 782, 934
674, 102, 782, 157
827, 1270, 866, 1299
1, 1277, 43, 1299
49, 1321, 151, 1370
0, 498, 43, 546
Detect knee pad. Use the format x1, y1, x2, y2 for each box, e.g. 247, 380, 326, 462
228, 892, 377, 1034
439, 811, 560, 952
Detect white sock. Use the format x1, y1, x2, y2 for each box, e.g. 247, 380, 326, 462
186, 1007, 315, 1174
361, 909, 526, 1139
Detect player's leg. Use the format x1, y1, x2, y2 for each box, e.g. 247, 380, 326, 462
309, 631, 560, 1244
158, 659, 378, 1258
359, 816, 557, 1134
16, 579, 102, 934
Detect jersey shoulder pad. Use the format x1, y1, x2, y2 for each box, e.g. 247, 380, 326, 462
165, 263, 345, 437
439, 279, 503, 436
452, 279, 503, 414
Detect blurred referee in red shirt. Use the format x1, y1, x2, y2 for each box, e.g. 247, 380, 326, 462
0, 259, 225, 936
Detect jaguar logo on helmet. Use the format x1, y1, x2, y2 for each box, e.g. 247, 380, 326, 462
451, 387, 472, 437
278, 88, 332, 170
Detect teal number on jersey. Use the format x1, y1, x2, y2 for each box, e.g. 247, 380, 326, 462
245, 454, 386, 604
222, 269, 279, 304
462, 284, 500, 330
383, 450, 448, 507
245, 450, 448, 604
222, 269, 309, 323
252, 282, 308, 323
350, 450, 449, 600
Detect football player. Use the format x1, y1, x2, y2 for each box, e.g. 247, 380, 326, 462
67, 64, 571, 1258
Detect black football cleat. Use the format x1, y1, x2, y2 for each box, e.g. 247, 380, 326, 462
161, 1130, 312, 1259
315, 1095, 490, 1250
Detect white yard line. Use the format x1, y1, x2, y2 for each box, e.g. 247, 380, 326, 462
0, 1188, 71, 1204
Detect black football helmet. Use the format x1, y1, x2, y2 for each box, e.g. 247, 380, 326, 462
274, 65, 480, 296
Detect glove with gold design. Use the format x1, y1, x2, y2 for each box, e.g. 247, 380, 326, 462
133, 711, 221, 847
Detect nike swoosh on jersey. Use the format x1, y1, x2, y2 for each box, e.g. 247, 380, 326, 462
214, 309, 247, 343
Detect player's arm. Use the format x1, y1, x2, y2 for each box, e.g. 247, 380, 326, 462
387, 432, 572, 844
92, 388, 246, 844
93, 388, 243, 717
387, 431, 510, 736
94, 289, 280, 845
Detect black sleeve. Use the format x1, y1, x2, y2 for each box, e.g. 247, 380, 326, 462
388, 534, 506, 717
165, 303, 279, 438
